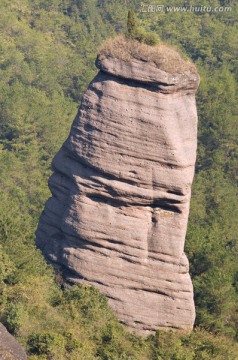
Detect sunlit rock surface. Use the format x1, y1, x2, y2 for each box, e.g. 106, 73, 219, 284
36, 47, 199, 334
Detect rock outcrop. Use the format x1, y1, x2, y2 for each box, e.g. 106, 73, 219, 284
36, 38, 200, 334
0, 323, 27, 360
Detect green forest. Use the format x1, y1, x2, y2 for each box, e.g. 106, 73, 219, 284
0, 0, 237, 358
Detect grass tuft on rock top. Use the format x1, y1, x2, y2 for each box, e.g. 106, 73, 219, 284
98, 35, 196, 74
98, 10, 196, 74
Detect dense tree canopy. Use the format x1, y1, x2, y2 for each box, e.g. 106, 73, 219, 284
0, 0, 237, 358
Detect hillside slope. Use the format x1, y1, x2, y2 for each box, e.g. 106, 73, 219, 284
0, 0, 237, 358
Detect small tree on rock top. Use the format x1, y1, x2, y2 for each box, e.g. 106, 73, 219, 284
126, 10, 159, 46
127, 10, 137, 36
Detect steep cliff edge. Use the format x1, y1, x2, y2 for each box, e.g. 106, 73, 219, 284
36, 37, 200, 334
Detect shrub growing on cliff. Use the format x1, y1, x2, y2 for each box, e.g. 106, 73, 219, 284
126, 10, 160, 46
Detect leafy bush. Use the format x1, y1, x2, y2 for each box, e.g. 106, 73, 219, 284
144, 32, 160, 46
64, 331, 83, 353
0, 245, 15, 301
2, 303, 26, 335
27, 333, 66, 355
147, 329, 238, 360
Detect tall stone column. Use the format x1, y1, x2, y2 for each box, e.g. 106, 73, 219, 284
36, 42, 200, 334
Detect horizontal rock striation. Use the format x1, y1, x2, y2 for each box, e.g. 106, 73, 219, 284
36, 46, 200, 334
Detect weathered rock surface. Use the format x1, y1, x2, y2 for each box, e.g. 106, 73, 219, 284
0, 323, 27, 360
36, 48, 200, 334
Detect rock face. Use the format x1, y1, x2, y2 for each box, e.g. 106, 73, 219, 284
0, 323, 27, 360
36, 48, 200, 334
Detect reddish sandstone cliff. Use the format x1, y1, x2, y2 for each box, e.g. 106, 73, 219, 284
36, 38, 200, 334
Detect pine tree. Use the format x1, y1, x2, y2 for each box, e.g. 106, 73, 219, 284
127, 10, 136, 36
